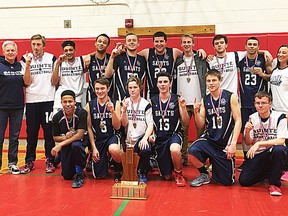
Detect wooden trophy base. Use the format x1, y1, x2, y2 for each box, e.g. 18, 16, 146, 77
110, 182, 147, 200
111, 146, 148, 200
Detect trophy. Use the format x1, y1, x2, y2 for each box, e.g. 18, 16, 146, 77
111, 132, 148, 200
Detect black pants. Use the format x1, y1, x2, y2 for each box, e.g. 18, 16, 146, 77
61, 136, 88, 180
239, 145, 287, 187
25, 102, 54, 162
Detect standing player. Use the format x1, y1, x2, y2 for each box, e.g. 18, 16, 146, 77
151, 72, 190, 186
239, 91, 288, 196
20, 34, 57, 174
238, 37, 272, 171
269, 44, 288, 181
52, 40, 86, 114
189, 69, 242, 186
85, 77, 122, 180
138, 31, 206, 98
85, 33, 112, 101
207, 35, 246, 95
105, 33, 147, 101
51, 90, 88, 188
208, 35, 272, 96
175, 34, 207, 166
121, 77, 154, 183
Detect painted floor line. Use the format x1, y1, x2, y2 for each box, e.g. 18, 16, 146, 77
114, 200, 129, 216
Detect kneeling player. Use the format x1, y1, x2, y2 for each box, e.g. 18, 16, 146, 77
85, 77, 122, 180
151, 72, 190, 187
51, 90, 88, 188
121, 76, 154, 183
189, 69, 241, 187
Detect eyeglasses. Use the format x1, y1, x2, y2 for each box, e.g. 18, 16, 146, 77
254, 102, 270, 106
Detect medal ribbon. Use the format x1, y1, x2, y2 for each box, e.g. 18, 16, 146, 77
126, 52, 137, 74
32, 52, 43, 71
159, 94, 171, 124
131, 98, 141, 124
210, 90, 223, 119
62, 109, 75, 131
183, 55, 194, 77
155, 50, 166, 71
65, 58, 76, 66
258, 114, 271, 140
245, 54, 258, 70
216, 55, 227, 74
95, 55, 107, 76
97, 98, 108, 123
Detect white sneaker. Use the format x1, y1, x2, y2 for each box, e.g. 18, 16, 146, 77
9, 164, 20, 175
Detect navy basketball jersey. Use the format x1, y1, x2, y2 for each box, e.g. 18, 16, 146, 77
87, 53, 113, 100
89, 98, 116, 141
147, 48, 174, 97
203, 90, 235, 150
52, 108, 87, 136
113, 52, 146, 101
151, 93, 181, 138
239, 54, 268, 108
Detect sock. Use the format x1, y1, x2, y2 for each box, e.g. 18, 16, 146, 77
75, 165, 83, 173
198, 166, 209, 174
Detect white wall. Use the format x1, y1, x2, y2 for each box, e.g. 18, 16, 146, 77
0, 0, 287, 39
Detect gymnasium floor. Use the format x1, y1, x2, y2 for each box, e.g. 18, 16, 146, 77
1, 140, 287, 216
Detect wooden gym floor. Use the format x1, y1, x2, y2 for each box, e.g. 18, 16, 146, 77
0, 140, 288, 216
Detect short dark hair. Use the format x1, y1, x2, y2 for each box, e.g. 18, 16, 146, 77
254, 91, 272, 102
205, 69, 222, 81
156, 71, 172, 82
61, 90, 75, 100
212, 34, 228, 45
61, 40, 75, 49
246, 37, 259, 45
94, 77, 110, 88
96, 33, 110, 45
153, 31, 167, 41
31, 34, 46, 46
126, 76, 143, 91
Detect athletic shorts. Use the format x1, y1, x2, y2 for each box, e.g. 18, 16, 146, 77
92, 135, 119, 178
156, 133, 182, 176
189, 138, 235, 186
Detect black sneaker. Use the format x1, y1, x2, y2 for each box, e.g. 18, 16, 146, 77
114, 171, 122, 182
72, 172, 84, 188
149, 157, 158, 171
9, 164, 20, 175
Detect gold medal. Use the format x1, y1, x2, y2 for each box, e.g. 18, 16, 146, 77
133, 122, 137, 128
217, 117, 222, 127
99, 121, 105, 129
187, 77, 191, 83
69, 127, 76, 134
250, 67, 255, 74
